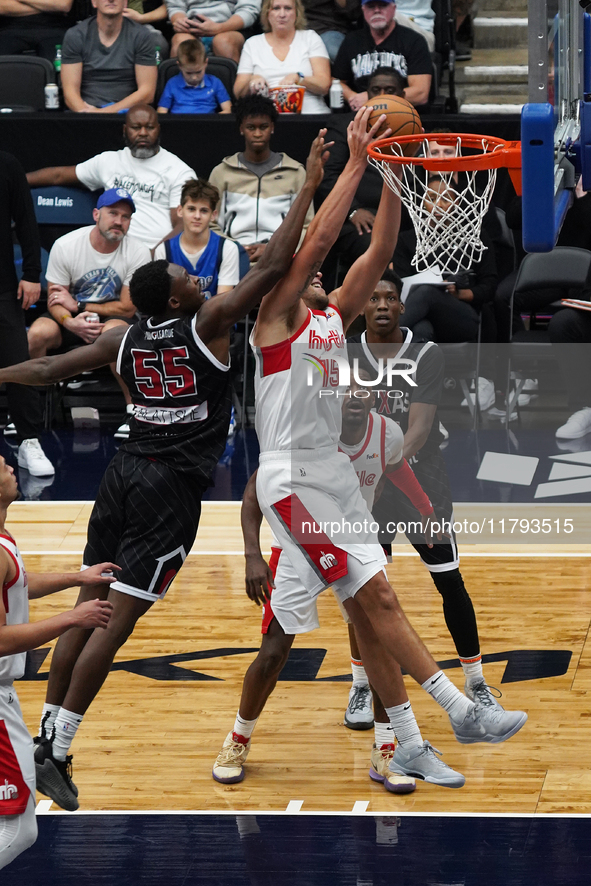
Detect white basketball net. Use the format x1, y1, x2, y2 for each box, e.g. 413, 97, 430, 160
369, 136, 501, 274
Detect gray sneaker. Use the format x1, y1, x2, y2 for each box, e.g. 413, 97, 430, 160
451, 700, 527, 745
465, 679, 504, 711
388, 740, 465, 789
344, 683, 374, 730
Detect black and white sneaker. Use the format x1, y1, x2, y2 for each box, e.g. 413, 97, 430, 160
36, 744, 79, 811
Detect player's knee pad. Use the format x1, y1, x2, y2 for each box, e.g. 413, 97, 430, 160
0, 800, 38, 871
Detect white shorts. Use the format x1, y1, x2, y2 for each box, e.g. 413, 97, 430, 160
0, 683, 34, 817
257, 446, 386, 628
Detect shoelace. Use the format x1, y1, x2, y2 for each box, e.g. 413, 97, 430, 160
218, 740, 248, 764
349, 685, 371, 714
420, 741, 447, 767
471, 681, 503, 707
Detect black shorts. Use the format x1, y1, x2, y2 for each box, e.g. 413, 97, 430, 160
84, 450, 206, 601
372, 450, 459, 571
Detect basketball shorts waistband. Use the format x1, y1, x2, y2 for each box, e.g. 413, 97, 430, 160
258, 445, 339, 464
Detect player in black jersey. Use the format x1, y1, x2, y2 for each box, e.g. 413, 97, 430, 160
0, 132, 331, 810
347, 269, 507, 713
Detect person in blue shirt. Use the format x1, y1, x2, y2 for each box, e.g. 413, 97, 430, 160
157, 37, 232, 113
153, 178, 244, 298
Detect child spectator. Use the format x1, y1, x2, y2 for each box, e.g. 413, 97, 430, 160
153, 178, 242, 298
157, 37, 232, 113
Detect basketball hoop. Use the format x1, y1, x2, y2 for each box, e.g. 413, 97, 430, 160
367, 133, 522, 275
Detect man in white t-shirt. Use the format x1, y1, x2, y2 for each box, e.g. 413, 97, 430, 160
26, 104, 196, 249
27, 188, 151, 438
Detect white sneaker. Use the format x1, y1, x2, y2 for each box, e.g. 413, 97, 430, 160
114, 405, 134, 440
17, 439, 54, 477
460, 378, 494, 411
555, 407, 591, 440
3, 422, 16, 438
522, 378, 538, 392
344, 683, 374, 730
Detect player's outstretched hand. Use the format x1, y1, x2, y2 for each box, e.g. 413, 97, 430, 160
245, 554, 275, 606
72, 598, 113, 630
346, 107, 392, 166
305, 129, 334, 191
421, 511, 450, 548
77, 563, 121, 585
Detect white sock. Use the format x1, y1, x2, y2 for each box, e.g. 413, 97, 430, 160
460, 653, 484, 687
351, 658, 368, 685
52, 708, 84, 761
38, 703, 60, 740
422, 670, 473, 722
384, 701, 423, 747
233, 712, 258, 742
374, 720, 395, 748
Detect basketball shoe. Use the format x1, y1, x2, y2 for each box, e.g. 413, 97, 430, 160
369, 743, 416, 794
35, 742, 79, 811
465, 679, 505, 712
212, 732, 251, 784
388, 741, 465, 789
450, 699, 527, 744
344, 683, 374, 730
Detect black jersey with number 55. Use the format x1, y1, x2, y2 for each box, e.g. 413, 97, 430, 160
116, 314, 231, 482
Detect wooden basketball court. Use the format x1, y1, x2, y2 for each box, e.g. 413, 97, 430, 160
10, 501, 591, 815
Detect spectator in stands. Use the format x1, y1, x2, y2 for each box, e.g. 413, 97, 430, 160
393, 179, 497, 343
0, 0, 73, 60
234, 0, 331, 114
208, 94, 313, 262
157, 37, 232, 112
166, 0, 261, 62
153, 179, 242, 296
395, 0, 434, 50
26, 104, 196, 249
548, 308, 591, 440
122, 0, 170, 55
0, 151, 53, 477
301, 0, 360, 64
60, 0, 157, 112
317, 67, 404, 287
333, 0, 432, 109
27, 188, 150, 439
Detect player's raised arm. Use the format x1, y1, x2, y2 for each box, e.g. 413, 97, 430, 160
195, 131, 331, 344
331, 177, 402, 333
0, 325, 126, 388
254, 107, 388, 339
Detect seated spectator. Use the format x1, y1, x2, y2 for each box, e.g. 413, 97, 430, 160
548, 308, 591, 440
301, 0, 360, 64
208, 94, 313, 261
157, 37, 232, 112
333, 0, 432, 109
153, 178, 242, 297
26, 104, 196, 249
316, 67, 405, 287
27, 188, 150, 439
393, 180, 497, 343
0, 0, 73, 61
122, 0, 170, 56
234, 0, 331, 114
166, 0, 261, 62
395, 0, 434, 51
60, 0, 157, 113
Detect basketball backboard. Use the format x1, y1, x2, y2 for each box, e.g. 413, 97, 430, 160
521, 0, 591, 251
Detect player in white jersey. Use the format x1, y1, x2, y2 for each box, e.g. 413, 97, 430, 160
247, 106, 527, 783
213, 365, 466, 791
0, 455, 114, 871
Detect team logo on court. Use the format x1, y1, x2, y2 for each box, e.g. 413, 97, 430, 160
319, 551, 338, 570
0, 780, 18, 801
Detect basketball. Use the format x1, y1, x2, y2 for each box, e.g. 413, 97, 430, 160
366, 95, 422, 155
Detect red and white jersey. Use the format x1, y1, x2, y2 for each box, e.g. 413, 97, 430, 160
251, 305, 347, 453
338, 412, 403, 510
0, 534, 29, 683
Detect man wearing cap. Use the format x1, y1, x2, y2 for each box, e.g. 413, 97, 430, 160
333, 0, 432, 109
26, 189, 150, 437
26, 104, 196, 250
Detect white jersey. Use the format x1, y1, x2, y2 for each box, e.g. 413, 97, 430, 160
0, 535, 29, 683
251, 305, 347, 453
339, 412, 404, 510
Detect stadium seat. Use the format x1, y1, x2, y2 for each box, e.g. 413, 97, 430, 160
0, 56, 55, 112
156, 57, 238, 106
